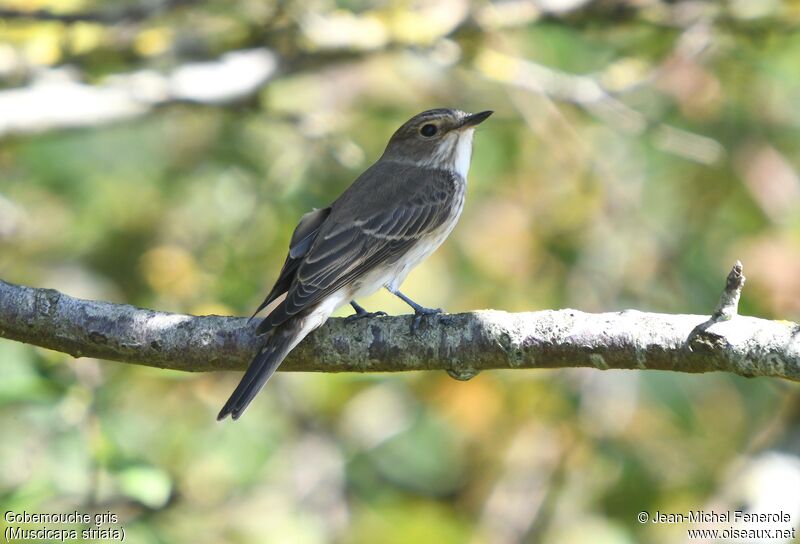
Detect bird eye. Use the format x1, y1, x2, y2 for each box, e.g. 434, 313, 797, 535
420, 124, 438, 137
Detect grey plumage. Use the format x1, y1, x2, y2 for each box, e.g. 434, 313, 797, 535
217, 315, 310, 420
218, 108, 491, 421
259, 163, 462, 333
248, 206, 331, 320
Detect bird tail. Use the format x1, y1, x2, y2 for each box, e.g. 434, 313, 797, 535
217, 316, 308, 421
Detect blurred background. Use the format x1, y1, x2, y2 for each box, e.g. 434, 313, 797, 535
1, 0, 800, 542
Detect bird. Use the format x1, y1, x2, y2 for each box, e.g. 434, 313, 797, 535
217, 108, 492, 421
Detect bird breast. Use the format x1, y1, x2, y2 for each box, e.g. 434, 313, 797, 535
352, 174, 467, 297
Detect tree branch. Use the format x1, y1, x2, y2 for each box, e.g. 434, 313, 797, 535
1, 271, 798, 381
0, 0, 194, 25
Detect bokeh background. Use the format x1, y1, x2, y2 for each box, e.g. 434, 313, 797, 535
1, 0, 800, 543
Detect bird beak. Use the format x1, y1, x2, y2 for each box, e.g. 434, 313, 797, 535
458, 110, 493, 129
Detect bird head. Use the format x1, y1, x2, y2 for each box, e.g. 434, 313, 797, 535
381, 108, 493, 177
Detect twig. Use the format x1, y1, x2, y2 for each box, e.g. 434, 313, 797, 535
688, 261, 746, 345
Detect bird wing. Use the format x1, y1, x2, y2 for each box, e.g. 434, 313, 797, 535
257, 164, 459, 333
250, 206, 332, 319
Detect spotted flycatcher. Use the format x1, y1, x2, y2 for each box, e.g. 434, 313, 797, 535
218, 108, 492, 420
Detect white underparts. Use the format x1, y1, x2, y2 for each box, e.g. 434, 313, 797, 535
451, 128, 474, 178
421, 128, 474, 176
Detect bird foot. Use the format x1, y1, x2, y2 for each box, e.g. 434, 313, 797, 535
345, 310, 387, 323
411, 307, 442, 332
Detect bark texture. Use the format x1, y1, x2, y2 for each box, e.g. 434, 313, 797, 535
1, 279, 798, 381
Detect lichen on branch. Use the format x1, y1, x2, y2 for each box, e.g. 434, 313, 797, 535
1, 270, 798, 381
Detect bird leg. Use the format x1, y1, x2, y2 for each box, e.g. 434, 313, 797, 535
345, 301, 387, 322
389, 290, 442, 331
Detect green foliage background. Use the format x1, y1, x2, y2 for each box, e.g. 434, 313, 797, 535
1, 1, 799, 543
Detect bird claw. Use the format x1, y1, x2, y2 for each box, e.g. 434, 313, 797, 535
345, 310, 387, 323
411, 307, 442, 333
